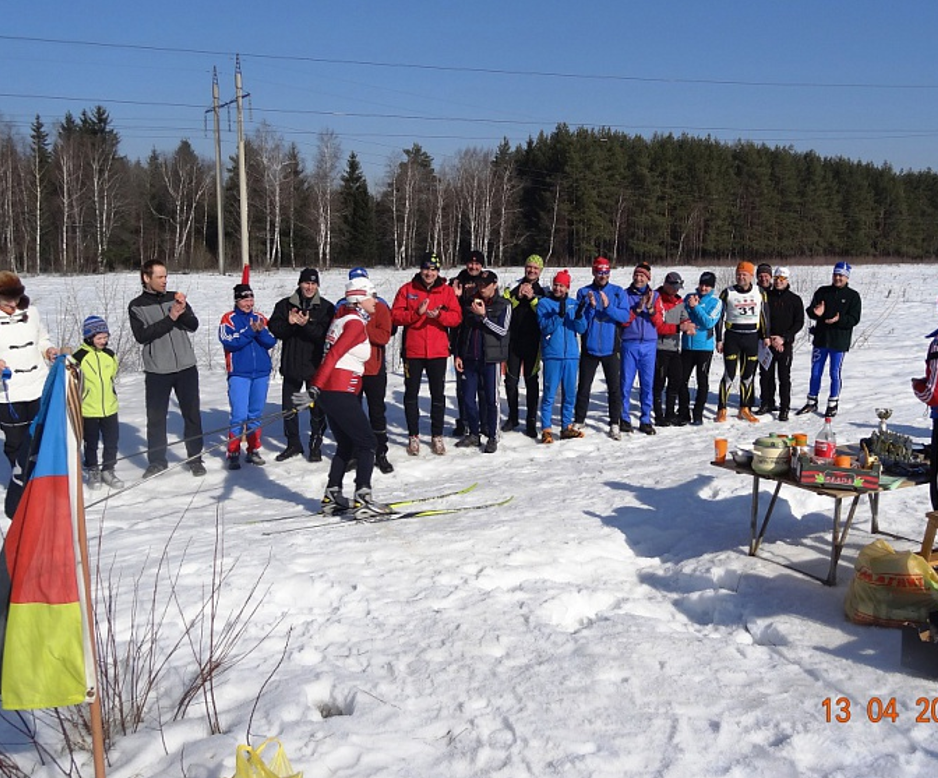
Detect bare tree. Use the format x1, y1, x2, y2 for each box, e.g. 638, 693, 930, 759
310, 129, 342, 268
53, 113, 86, 274
452, 147, 496, 259
252, 122, 294, 269
153, 141, 212, 265
81, 107, 123, 272
385, 144, 435, 268
0, 125, 20, 271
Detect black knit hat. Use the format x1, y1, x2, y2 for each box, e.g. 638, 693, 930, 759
699, 271, 717, 287
234, 283, 253, 300
298, 268, 320, 284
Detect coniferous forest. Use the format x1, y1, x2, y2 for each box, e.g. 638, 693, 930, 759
3, 108, 938, 275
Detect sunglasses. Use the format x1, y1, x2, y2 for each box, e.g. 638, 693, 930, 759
594, 269, 611, 276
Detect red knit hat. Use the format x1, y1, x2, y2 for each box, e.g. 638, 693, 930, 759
553, 269, 572, 288
634, 262, 652, 281
592, 256, 611, 273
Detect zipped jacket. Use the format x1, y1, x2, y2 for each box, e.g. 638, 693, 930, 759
218, 308, 277, 379
766, 286, 805, 343
313, 309, 371, 394
128, 288, 198, 374
574, 281, 629, 356
537, 295, 587, 360
655, 287, 685, 353
456, 293, 511, 364
74, 342, 119, 418
391, 274, 462, 359
268, 289, 335, 381
621, 284, 664, 344
504, 278, 546, 345
806, 283, 862, 352
681, 289, 723, 352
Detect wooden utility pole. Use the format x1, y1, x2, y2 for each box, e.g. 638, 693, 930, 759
212, 68, 226, 275
235, 55, 250, 271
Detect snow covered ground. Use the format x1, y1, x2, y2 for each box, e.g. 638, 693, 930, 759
3, 262, 938, 777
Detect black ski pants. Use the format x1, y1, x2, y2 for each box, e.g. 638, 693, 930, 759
319, 391, 376, 493
281, 375, 327, 450
83, 413, 119, 472
505, 341, 540, 425
681, 350, 713, 422
145, 366, 203, 467
574, 352, 622, 426
361, 369, 389, 457
759, 344, 794, 413
403, 357, 448, 438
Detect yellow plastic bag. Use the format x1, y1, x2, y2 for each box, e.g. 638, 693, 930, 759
845, 539, 938, 627
233, 738, 303, 778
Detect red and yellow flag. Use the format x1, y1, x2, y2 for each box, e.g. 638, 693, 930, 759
0, 357, 95, 710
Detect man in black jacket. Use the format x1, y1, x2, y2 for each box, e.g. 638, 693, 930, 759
268, 268, 335, 461
502, 254, 546, 437
756, 266, 804, 421
796, 261, 862, 418
453, 270, 511, 453
450, 250, 486, 436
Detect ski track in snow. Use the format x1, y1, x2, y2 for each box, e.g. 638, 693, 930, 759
5, 266, 938, 777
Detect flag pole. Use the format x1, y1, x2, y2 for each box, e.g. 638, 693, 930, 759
66, 364, 107, 778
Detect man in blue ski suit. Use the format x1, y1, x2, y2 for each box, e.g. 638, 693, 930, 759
620, 262, 664, 435
573, 256, 630, 440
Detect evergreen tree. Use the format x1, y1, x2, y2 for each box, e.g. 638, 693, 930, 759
337, 152, 376, 267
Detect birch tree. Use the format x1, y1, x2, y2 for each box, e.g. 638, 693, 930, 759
250, 123, 291, 269
53, 113, 85, 273
311, 129, 342, 268
151, 140, 211, 265
80, 107, 123, 272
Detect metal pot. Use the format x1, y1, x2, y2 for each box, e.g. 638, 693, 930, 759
752, 433, 790, 477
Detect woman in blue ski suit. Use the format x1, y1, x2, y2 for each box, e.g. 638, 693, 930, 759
219, 282, 277, 467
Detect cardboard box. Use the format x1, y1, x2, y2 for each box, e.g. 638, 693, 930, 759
792, 453, 881, 491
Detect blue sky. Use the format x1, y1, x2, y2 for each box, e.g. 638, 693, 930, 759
3, 1, 938, 184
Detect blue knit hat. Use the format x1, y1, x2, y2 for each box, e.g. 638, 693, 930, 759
833, 261, 852, 278
83, 315, 109, 339
348, 266, 369, 280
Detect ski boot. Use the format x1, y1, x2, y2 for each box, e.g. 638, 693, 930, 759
353, 487, 395, 521
321, 486, 351, 516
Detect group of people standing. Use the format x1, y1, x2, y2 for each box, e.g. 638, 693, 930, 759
0, 254, 863, 516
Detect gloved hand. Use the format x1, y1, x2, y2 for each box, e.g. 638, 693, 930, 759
291, 386, 320, 409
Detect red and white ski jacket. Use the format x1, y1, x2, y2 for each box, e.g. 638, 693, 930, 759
312, 309, 371, 394
913, 332, 938, 408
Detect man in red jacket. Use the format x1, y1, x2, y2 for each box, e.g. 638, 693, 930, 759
391, 252, 462, 456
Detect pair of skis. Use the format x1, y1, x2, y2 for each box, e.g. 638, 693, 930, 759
256, 483, 512, 536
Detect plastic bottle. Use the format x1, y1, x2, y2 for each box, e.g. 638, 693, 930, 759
814, 417, 837, 462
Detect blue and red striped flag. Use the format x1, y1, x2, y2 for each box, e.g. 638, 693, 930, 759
0, 356, 96, 710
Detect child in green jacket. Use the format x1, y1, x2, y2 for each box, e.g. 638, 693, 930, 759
74, 316, 122, 489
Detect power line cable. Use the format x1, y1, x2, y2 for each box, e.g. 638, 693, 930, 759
2, 34, 937, 90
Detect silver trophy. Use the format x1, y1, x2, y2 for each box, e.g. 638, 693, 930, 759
875, 408, 892, 435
